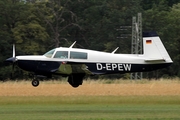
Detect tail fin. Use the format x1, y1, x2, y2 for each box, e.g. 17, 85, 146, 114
143, 32, 172, 63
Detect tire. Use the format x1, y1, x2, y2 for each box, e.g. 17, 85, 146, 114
68, 75, 80, 88
32, 80, 39, 87
71, 84, 79, 88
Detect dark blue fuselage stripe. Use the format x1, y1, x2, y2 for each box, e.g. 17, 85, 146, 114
16, 60, 172, 76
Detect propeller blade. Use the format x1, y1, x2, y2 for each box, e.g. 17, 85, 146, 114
5, 44, 17, 79
6, 44, 17, 63
11, 63, 15, 79
13, 44, 15, 57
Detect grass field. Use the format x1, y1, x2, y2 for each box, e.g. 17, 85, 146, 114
0, 79, 180, 120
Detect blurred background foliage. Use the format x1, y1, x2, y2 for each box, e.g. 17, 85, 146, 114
1, 0, 180, 80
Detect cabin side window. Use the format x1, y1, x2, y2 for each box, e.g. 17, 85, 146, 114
70, 51, 87, 59
54, 51, 68, 59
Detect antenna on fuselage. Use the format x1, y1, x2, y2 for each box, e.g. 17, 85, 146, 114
69, 41, 76, 48
111, 47, 119, 54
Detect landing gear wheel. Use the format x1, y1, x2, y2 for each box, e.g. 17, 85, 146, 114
32, 80, 39, 87
71, 84, 79, 88
68, 74, 85, 88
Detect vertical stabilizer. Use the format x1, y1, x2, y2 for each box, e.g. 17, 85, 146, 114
143, 32, 172, 63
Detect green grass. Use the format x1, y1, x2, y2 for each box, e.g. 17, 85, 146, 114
0, 96, 180, 120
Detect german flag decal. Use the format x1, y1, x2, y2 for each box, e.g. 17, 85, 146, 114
146, 40, 152, 44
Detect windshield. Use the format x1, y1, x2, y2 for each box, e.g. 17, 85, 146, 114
43, 49, 55, 58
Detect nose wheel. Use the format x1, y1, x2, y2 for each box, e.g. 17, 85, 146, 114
32, 79, 39, 87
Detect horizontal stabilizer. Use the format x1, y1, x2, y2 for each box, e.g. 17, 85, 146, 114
144, 58, 165, 62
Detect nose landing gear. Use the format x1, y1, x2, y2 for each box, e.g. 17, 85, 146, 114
32, 79, 39, 87
31, 75, 47, 87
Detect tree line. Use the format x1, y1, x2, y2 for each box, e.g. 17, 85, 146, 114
0, 0, 180, 80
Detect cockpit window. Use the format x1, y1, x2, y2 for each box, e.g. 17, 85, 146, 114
44, 49, 55, 58
70, 51, 87, 59
54, 51, 68, 59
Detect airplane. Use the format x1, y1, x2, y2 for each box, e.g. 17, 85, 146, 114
5, 31, 173, 88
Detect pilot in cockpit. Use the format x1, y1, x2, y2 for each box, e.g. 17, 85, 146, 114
54, 51, 68, 59
60, 51, 67, 59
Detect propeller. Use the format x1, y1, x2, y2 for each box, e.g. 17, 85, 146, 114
6, 44, 17, 63
5, 44, 17, 79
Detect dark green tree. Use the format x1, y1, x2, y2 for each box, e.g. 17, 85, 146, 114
69, 0, 142, 52
34, 0, 80, 48
0, 0, 49, 79
161, 3, 180, 77
12, 3, 49, 55
141, 0, 180, 10
0, 0, 29, 79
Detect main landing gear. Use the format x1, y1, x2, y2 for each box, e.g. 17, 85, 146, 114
68, 74, 85, 88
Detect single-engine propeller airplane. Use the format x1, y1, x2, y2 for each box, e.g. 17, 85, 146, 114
6, 32, 173, 88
